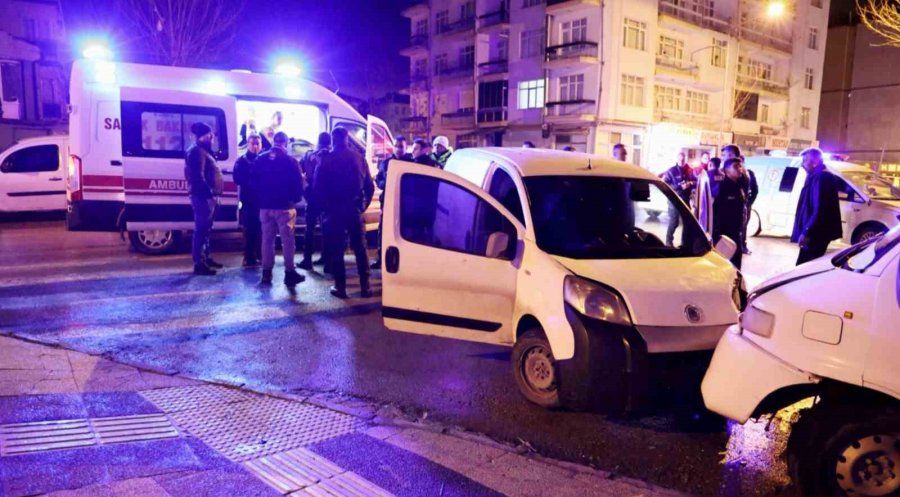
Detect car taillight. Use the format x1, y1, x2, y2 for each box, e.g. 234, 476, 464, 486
68, 154, 83, 201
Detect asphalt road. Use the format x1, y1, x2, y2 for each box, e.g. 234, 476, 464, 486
0, 219, 817, 497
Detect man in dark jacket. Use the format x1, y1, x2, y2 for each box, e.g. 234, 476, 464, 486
299, 132, 331, 270
740, 159, 759, 255
791, 147, 843, 265
254, 132, 305, 287
713, 158, 747, 269
315, 127, 374, 299
184, 121, 224, 275
371, 135, 412, 269
662, 152, 696, 246
412, 139, 440, 167
233, 134, 263, 267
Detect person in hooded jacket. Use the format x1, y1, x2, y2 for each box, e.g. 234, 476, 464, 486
184, 121, 224, 275
431, 136, 452, 168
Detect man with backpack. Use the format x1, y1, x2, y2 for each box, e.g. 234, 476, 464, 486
299, 132, 331, 270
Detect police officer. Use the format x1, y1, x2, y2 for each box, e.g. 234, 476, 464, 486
233, 133, 262, 267
371, 135, 412, 270
431, 136, 452, 168
713, 158, 747, 269
299, 132, 331, 270
314, 127, 374, 299
661, 152, 696, 246
184, 121, 224, 275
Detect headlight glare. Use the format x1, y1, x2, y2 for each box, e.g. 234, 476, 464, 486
564, 276, 632, 326
741, 304, 775, 338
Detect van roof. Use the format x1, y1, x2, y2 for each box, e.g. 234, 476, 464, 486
743, 155, 873, 174
448, 148, 660, 181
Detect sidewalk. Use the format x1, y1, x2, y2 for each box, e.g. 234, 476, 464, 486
0, 336, 690, 497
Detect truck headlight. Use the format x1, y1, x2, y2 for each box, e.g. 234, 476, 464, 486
564, 276, 632, 326
741, 305, 775, 338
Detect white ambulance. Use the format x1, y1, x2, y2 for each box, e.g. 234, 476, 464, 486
66, 58, 393, 254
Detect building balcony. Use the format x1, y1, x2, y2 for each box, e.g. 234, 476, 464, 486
409, 72, 429, 90
658, 0, 730, 35
653, 108, 718, 128
436, 65, 474, 82
441, 110, 476, 129
436, 18, 476, 37
545, 41, 599, 68
477, 107, 508, 127
478, 59, 509, 78
546, 0, 601, 15
400, 34, 429, 57
740, 26, 793, 54
478, 9, 509, 32
401, 2, 429, 19
545, 99, 596, 124
401, 115, 429, 134
736, 75, 790, 96
655, 56, 698, 78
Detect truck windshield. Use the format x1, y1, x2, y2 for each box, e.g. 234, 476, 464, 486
524, 176, 711, 260
842, 171, 900, 200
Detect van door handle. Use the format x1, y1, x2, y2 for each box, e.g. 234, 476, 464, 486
48, 177, 63, 181
110, 160, 122, 166
385, 246, 400, 273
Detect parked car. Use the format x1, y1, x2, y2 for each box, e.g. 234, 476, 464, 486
744, 155, 900, 244
380, 148, 743, 414
702, 224, 900, 497
0, 135, 68, 213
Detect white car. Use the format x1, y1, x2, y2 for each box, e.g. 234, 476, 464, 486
380, 148, 742, 414
702, 225, 900, 497
0, 135, 68, 212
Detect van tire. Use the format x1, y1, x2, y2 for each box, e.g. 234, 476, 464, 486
128, 230, 180, 255
747, 209, 762, 237
852, 222, 888, 245
512, 328, 561, 408
787, 403, 900, 497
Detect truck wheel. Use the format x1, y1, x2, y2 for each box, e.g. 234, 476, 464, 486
512, 329, 561, 408
128, 230, 180, 255
788, 405, 899, 497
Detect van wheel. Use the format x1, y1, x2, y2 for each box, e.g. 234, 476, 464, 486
512, 329, 561, 408
128, 230, 179, 255
747, 209, 762, 237
853, 223, 888, 245
788, 404, 900, 497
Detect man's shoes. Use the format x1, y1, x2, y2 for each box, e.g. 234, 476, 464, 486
742, 248, 752, 255
313, 257, 326, 266
369, 259, 381, 270
284, 270, 305, 287
329, 286, 348, 299
242, 258, 260, 268
260, 269, 273, 285
206, 259, 224, 269
298, 259, 314, 271
193, 264, 217, 276
360, 287, 373, 298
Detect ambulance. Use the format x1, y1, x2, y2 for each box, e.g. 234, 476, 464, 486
66, 57, 393, 254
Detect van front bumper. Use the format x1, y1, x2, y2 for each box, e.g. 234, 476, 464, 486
701, 326, 818, 423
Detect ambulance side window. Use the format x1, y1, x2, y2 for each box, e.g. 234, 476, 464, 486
779, 167, 799, 192
121, 102, 228, 160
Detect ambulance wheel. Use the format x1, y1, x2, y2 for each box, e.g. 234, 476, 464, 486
788, 404, 900, 497
853, 222, 888, 245
512, 329, 561, 408
128, 230, 180, 255
748, 209, 762, 237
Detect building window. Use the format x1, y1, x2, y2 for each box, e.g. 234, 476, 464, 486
808, 27, 819, 50
435, 54, 448, 74
413, 58, 427, 78
523, 0, 542, 7
460, 0, 475, 20
498, 38, 509, 60
620, 75, 645, 107
436, 10, 449, 32
734, 91, 760, 120
562, 18, 588, 45
521, 28, 545, 58
739, 57, 773, 81
801, 107, 811, 129
415, 19, 428, 36
559, 74, 585, 102
655, 85, 682, 111
658, 35, 685, 62
711, 39, 727, 68
1, 62, 22, 103
460, 46, 475, 67
760, 103, 769, 123
22, 18, 36, 40
517, 79, 545, 109
624, 19, 646, 51
804, 68, 815, 90
685, 90, 709, 114
693, 0, 715, 17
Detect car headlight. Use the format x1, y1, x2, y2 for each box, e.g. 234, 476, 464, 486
741, 304, 775, 338
564, 275, 632, 326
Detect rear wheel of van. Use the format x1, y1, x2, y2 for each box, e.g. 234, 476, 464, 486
128, 230, 180, 255
747, 209, 762, 237
788, 404, 899, 497
853, 223, 888, 245
512, 329, 561, 408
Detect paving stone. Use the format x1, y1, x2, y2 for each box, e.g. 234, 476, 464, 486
43, 477, 173, 497
154, 468, 281, 497
0, 369, 79, 396
0, 337, 71, 372
382, 428, 505, 472
361, 425, 403, 441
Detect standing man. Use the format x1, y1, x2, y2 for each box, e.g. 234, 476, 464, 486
412, 139, 440, 167
612, 143, 628, 162
713, 158, 747, 269
255, 132, 305, 287
233, 134, 262, 267
699, 151, 711, 171
184, 122, 224, 276
662, 152, 696, 246
740, 157, 759, 255
371, 135, 412, 270
431, 136, 452, 168
721, 144, 741, 161
791, 148, 842, 265
315, 127, 374, 299
299, 132, 331, 270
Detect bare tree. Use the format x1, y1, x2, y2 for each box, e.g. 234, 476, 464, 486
119, 0, 247, 66
858, 0, 900, 48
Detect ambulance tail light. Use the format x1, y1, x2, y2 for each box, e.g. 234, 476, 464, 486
68, 154, 83, 201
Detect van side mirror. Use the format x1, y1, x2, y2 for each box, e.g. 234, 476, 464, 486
485, 231, 511, 259
714, 235, 737, 260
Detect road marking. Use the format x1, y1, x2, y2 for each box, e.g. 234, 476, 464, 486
68, 289, 229, 306
0, 266, 190, 288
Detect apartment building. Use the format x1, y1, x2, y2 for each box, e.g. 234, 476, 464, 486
401, 0, 828, 172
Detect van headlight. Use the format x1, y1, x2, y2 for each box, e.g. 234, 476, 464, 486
741, 305, 775, 338
564, 276, 632, 326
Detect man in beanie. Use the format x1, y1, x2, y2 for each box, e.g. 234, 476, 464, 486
431, 136, 452, 168
299, 132, 331, 270
254, 131, 305, 287
184, 121, 224, 275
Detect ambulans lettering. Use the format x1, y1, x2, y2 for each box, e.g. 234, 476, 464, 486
148, 179, 188, 191
103, 118, 121, 130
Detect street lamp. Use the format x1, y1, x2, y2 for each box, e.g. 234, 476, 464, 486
766, 1, 787, 19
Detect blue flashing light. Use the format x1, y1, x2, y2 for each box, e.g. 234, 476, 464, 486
82, 42, 113, 61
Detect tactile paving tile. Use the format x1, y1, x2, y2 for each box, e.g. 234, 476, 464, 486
244, 447, 344, 493
166, 396, 363, 462
0, 419, 95, 455
93, 414, 179, 444
140, 384, 257, 413
291, 472, 395, 497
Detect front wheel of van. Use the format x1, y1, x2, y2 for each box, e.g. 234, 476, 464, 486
128, 230, 180, 255
512, 329, 561, 409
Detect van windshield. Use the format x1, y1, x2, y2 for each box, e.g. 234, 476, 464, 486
524, 176, 711, 260
842, 171, 900, 200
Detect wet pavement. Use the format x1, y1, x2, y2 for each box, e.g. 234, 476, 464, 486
0, 220, 836, 496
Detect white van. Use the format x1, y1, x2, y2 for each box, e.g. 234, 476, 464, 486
67, 59, 393, 254
380, 148, 742, 413
744, 155, 900, 244
702, 225, 900, 497
0, 135, 68, 212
